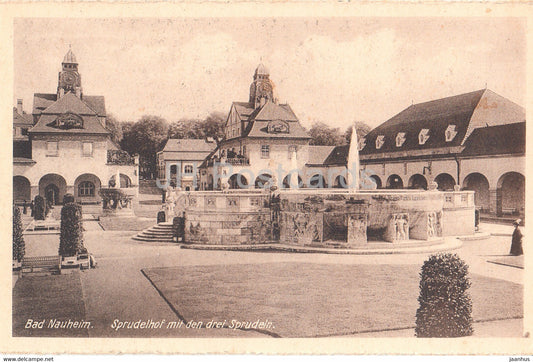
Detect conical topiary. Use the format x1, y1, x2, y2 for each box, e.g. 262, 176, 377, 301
33, 195, 46, 220
13, 205, 25, 262
59, 202, 84, 257
415, 253, 473, 337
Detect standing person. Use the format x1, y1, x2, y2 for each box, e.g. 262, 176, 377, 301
30, 200, 34, 218
510, 219, 524, 256
22, 200, 27, 215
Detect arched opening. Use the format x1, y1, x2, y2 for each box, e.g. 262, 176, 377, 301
434, 173, 456, 191
255, 173, 273, 189
282, 173, 303, 189
109, 173, 132, 188
74, 174, 102, 203
308, 174, 327, 188
386, 174, 404, 189
228, 173, 249, 189
368, 175, 382, 189
333, 175, 347, 189
497, 172, 525, 216
13, 176, 31, 203
463, 173, 490, 212
408, 174, 428, 190
39, 174, 67, 205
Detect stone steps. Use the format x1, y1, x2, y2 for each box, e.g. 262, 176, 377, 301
132, 223, 175, 242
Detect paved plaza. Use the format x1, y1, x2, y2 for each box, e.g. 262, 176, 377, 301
13, 212, 524, 337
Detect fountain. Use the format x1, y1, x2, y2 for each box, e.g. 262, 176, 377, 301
160, 131, 475, 249
99, 171, 136, 217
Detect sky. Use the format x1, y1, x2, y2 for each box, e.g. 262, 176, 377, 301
14, 17, 526, 130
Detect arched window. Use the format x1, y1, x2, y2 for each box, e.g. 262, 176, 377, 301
184, 165, 194, 174
78, 181, 95, 197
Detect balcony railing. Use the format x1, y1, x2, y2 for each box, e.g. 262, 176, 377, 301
207, 157, 250, 167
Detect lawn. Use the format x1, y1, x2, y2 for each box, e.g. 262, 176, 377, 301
142, 262, 523, 338
13, 273, 89, 337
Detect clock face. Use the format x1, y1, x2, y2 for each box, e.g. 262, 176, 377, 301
62, 71, 78, 86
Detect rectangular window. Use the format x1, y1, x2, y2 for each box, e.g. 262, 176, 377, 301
21, 128, 28, 136
261, 145, 270, 159
184, 165, 194, 174
46, 141, 58, 156
82, 142, 93, 157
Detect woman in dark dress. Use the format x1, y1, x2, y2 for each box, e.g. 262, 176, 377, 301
510, 219, 523, 256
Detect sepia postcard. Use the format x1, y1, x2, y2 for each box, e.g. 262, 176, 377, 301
1, 1, 532, 356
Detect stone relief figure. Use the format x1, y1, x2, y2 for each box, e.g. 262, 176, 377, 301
427, 212, 436, 238
393, 214, 409, 241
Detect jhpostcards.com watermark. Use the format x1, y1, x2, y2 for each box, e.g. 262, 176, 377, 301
155, 162, 379, 190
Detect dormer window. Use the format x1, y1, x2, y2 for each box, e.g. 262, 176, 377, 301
419, 129, 430, 145
396, 132, 406, 147
358, 137, 366, 151
445, 125, 457, 142
376, 135, 385, 149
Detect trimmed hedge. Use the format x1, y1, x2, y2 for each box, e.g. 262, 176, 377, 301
59, 202, 85, 257
33, 195, 46, 220
415, 253, 473, 337
13, 206, 25, 262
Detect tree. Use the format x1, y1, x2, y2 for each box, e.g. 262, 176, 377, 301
344, 121, 372, 143
308, 122, 345, 146
415, 253, 473, 337
121, 115, 169, 179
168, 112, 226, 140
59, 202, 85, 257
105, 113, 123, 145
13, 205, 25, 262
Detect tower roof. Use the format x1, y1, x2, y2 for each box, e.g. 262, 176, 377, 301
63, 48, 77, 64
254, 63, 269, 76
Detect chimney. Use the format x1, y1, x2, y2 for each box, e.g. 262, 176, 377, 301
17, 99, 23, 114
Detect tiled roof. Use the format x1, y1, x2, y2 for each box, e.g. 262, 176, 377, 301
359, 89, 525, 156
251, 101, 299, 122
233, 102, 255, 119
238, 101, 310, 139
33, 93, 106, 116
29, 114, 109, 134
306, 145, 336, 165
461, 122, 525, 156
161, 151, 213, 162
42, 92, 96, 115
323, 145, 349, 166
162, 139, 217, 153
13, 108, 33, 125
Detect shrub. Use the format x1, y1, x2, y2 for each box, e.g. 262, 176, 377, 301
63, 193, 75, 204
415, 253, 473, 337
59, 202, 85, 257
13, 206, 25, 262
33, 195, 46, 220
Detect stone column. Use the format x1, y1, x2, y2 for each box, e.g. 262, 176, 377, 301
489, 188, 499, 215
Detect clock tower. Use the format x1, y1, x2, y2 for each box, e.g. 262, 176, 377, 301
249, 63, 276, 109
57, 47, 83, 99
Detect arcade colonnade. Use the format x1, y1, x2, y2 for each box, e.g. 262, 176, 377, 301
218, 155, 524, 217
13, 168, 135, 205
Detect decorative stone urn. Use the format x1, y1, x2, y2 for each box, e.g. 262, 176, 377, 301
99, 188, 136, 217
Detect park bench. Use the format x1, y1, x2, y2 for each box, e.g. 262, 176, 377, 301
21, 255, 61, 276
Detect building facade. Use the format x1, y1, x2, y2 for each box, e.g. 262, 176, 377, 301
13, 49, 138, 205
157, 138, 216, 191
325, 89, 525, 217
